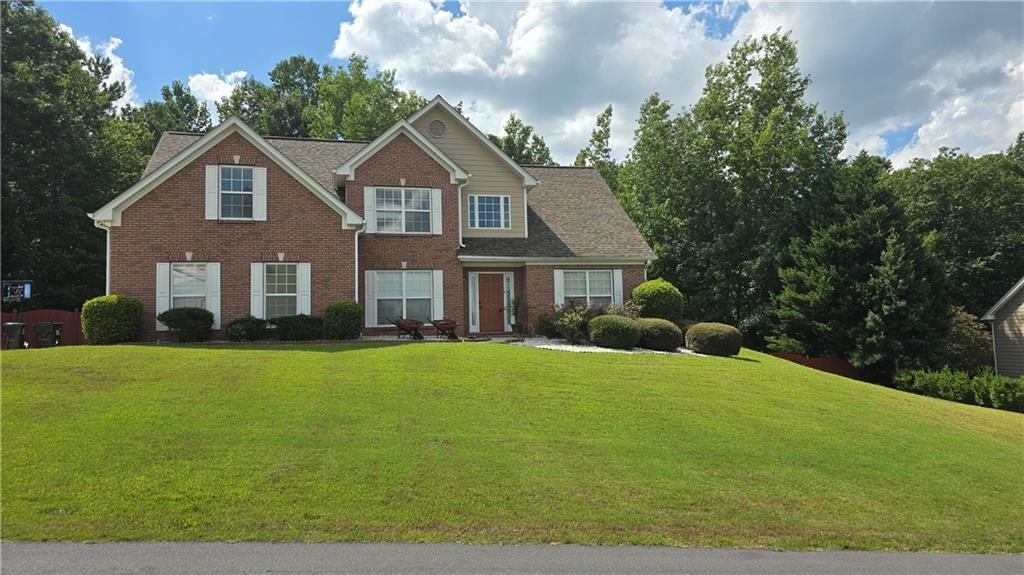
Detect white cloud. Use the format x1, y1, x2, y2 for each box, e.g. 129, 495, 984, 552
58, 23, 138, 109
330, 1, 1023, 165
187, 71, 248, 121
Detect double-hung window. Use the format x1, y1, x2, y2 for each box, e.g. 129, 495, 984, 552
170, 263, 207, 309
376, 187, 431, 233
265, 263, 297, 319
564, 270, 613, 308
220, 166, 254, 218
375, 271, 432, 324
468, 195, 511, 229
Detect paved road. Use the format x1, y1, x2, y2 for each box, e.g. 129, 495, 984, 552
3, 542, 1021, 575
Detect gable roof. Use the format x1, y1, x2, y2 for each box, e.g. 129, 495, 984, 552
335, 120, 468, 183
983, 276, 1024, 320
92, 116, 364, 228
408, 96, 539, 189
460, 166, 654, 261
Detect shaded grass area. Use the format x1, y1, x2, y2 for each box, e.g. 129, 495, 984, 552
2, 343, 1022, 551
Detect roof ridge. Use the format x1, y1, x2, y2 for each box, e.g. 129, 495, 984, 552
161, 131, 370, 144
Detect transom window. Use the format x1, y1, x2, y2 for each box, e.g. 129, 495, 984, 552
376, 187, 431, 233
220, 166, 254, 218
564, 270, 613, 309
171, 263, 207, 309
265, 263, 297, 319
468, 195, 511, 229
376, 271, 432, 324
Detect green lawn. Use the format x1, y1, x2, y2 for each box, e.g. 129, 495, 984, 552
2, 343, 1022, 552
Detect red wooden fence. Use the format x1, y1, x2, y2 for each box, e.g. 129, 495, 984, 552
1, 309, 85, 346
770, 352, 861, 380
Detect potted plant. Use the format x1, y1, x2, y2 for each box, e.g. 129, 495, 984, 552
508, 297, 523, 333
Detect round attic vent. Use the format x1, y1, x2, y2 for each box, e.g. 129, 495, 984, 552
428, 119, 447, 138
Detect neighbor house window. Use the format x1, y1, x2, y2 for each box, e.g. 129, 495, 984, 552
220, 166, 254, 218
171, 263, 207, 309
265, 263, 297, 319
468, 195, 511, 229
375, 271, 432, 324
375, 187, 431, 233
564, 270, 613, 308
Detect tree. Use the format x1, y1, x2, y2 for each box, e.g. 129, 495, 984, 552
2, 1, 145, 309
887, 143, 1024, 316
122, 81, 212, 149
574, 105, 619, 193
217, 56, 323, 137
488, 114, 556, 165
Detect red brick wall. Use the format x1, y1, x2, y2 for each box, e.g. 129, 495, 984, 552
110, 132, 355, 340
347, 133, 466, 334
521, 264, 647, 335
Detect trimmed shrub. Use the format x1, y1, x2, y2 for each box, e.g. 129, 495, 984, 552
588, 315, 640, 350
553, 305, 589, 344
685, 322, 742, 356
156, 307, 214, 342
605, 300, 641, 319
325, 301, 363, 340
893, 368, 1024, 413
636, 318, 683, 351
631, 279, 685, 322
226, 315, 267, 342
81, 294, 143, 345
674, 318, 698, 334
270, 314, 324, 341
536, 309, 560, 338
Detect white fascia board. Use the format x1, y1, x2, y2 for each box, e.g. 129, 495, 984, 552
982, 275, 1024, 320
335, 120, 469, 184
408, 96, 539, 189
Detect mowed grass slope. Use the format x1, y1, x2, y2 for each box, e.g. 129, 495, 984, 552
2, 343, 1021, 551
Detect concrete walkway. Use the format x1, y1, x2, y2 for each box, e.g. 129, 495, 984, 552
3, 542, 1021, 574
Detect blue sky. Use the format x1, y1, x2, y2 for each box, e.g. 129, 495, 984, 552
46, 1, 1024, 166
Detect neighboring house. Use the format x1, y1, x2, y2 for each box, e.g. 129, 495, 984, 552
90, 96, 654, 339
982, 276, 1024, 377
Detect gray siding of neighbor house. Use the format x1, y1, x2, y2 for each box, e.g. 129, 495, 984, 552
993, 288, 1024, 377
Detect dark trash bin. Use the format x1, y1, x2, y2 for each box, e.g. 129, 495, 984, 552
35, 322, 62, 347
3, 322, 27, 349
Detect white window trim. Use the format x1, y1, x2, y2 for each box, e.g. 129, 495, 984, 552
264, 262, 298, 319
375, 187, 434, 234
371, 270, 435, 327
219, 165, 255, 221
467, 194, 512, 229
563, 270, 614, 307
170, 263, 207, 309
467, 271, 514, 333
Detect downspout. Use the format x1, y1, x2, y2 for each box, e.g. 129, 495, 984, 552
354, 223, 365, 303
457, 182, 466, 248
105, 227, 111, 295
990, 321, 999, 375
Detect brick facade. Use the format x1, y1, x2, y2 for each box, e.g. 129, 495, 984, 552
521, 264, 647, 334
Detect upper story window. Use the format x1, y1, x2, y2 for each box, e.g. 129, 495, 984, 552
171, 263, 207, 309
564, 270, 613, 308
468, 195, 511, 229
220, 166, 253, 219
376, 187, 432, 233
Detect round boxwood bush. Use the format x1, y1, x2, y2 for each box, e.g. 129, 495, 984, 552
631, 279, 685, 322
324, 301, 363, 340
636, 318, 683, 351
270, 314, 324, 341
157, 307, 214, 342
81, 294, 143, 344
226, 315, 267, 341
685, 322, 743, 356
588, 314, 640, 350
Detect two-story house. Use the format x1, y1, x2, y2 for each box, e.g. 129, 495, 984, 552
90, 96, 654, 338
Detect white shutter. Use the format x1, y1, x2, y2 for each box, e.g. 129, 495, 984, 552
253, 166, 267, 221
206, 263, 221, 329
155, 263, 170, 331
297, 263, 311, 315
364, 271, 377, 327
432, 270, 444, 320
431, 188, 442, 235
364, 187, 376, 233
250, 263, 265, 319
553, 270, 565, 307
612, 269, 624, 305
205, 166, 219, 220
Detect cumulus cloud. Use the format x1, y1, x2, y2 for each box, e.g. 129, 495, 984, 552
58, 23, 138, 109
330, 0, 1023, 166
187, 71, 248, 120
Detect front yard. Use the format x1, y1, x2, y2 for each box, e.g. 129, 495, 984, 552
2, 342, 1022, 552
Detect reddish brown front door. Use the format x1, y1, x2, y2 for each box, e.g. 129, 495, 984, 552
478, 274, 505, 332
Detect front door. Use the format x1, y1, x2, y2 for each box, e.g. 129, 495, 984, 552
478, 274, 506, 332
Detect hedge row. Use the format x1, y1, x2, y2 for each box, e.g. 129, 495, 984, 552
893, 368, 1024, 413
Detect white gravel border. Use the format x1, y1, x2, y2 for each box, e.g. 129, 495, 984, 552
512, 336, 704, 356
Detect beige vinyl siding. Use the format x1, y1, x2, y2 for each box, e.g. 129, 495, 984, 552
992, 288, 1024, 377
412, 109, 526, 238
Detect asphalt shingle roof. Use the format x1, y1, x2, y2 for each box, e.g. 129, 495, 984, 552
143, 132, 653, 260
